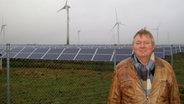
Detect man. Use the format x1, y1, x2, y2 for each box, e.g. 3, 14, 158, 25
107, 29, 180, 104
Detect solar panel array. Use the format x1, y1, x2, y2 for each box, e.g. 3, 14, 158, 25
0, 44, 184, 62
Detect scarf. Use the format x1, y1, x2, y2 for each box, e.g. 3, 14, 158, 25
131, 53, 155, 96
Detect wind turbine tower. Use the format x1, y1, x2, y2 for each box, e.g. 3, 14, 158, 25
0, 18, 7, 70
112, 9, 125, 44
1, 17, 7, 43
77, 30, 80, 44
57, 0, 70, 45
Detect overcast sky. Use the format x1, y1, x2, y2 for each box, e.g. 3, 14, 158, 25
0, 0, 184, 45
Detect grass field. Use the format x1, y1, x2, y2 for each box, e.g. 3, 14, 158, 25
1, 68, 112, 104
165, 53, 184, 103
165, 53, 184, 85
0, 53, 184, 104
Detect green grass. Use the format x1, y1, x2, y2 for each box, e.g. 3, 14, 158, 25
1, 68, 112, 104
164, 52, 184, 103
0, 53, 184, 104
164, 53, 184, 85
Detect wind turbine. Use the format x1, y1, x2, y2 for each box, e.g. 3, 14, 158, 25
57, 0, 70, 45
112, 9, 125, 44
1, 17, 7, 43
152, 25, 160, 45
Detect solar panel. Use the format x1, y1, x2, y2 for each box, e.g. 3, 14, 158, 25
42, 53, 60, 60
10, 47, 23, 52
79, 48, 96, 54
154, 47, 164, 52
9, 52, 17, 58
58, 54, 76, 60
21, 47, 35, 53
93, 54, 112, 61
164, 47, 171, 55
63, 48, 79, 53
28, 53, 44, 59
3, 52, 18, 58
115, 54, 131, 62
34, 48, 49, 53
0, 47, 6, 56
181, 46, 184, 52
48, 48, 64, 54
155, 52, 164, 58
116, 48, 132, 54
96, 48, 114, 54
0, 44, 183, 62
75, 54, 93, 61
154, 47, 164, 58
15, 53, 30, 59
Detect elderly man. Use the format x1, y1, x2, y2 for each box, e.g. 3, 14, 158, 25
107, 29, 180, 104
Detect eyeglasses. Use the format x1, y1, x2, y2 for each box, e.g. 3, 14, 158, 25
134, 41, 151, 46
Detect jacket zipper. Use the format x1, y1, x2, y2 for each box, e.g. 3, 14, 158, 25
136, 73, 150, 100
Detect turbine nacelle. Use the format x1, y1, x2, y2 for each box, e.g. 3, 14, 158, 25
112, 22, 125, 29
57, 5, 70, 12
57, 0, 70, 12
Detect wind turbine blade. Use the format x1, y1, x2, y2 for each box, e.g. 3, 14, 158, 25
1, 17, 3, 33
1, 25, 5, 33
0, 24, 6, 38
0, 26, 3, 33
57, 0, 69, 12
112, 23, 118, 30
65, 0, 68, 6
57, 6, 66, 12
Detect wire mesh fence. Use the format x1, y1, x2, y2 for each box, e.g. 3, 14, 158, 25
0, 44, 114, 104
0, 60, 113, 104
1, 44, 184, 104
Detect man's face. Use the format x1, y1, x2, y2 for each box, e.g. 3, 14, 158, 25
132, 34, 155, 58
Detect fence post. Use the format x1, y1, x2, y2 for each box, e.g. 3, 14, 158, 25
113, 44, 117, 69
170, 44, 173, 67
6, 43, 11, 104
0, 52, 2, 70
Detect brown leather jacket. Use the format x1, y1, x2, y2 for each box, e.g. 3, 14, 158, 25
107, 57, 180, 104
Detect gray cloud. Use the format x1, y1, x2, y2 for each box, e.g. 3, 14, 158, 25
0, 0, 183, 45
